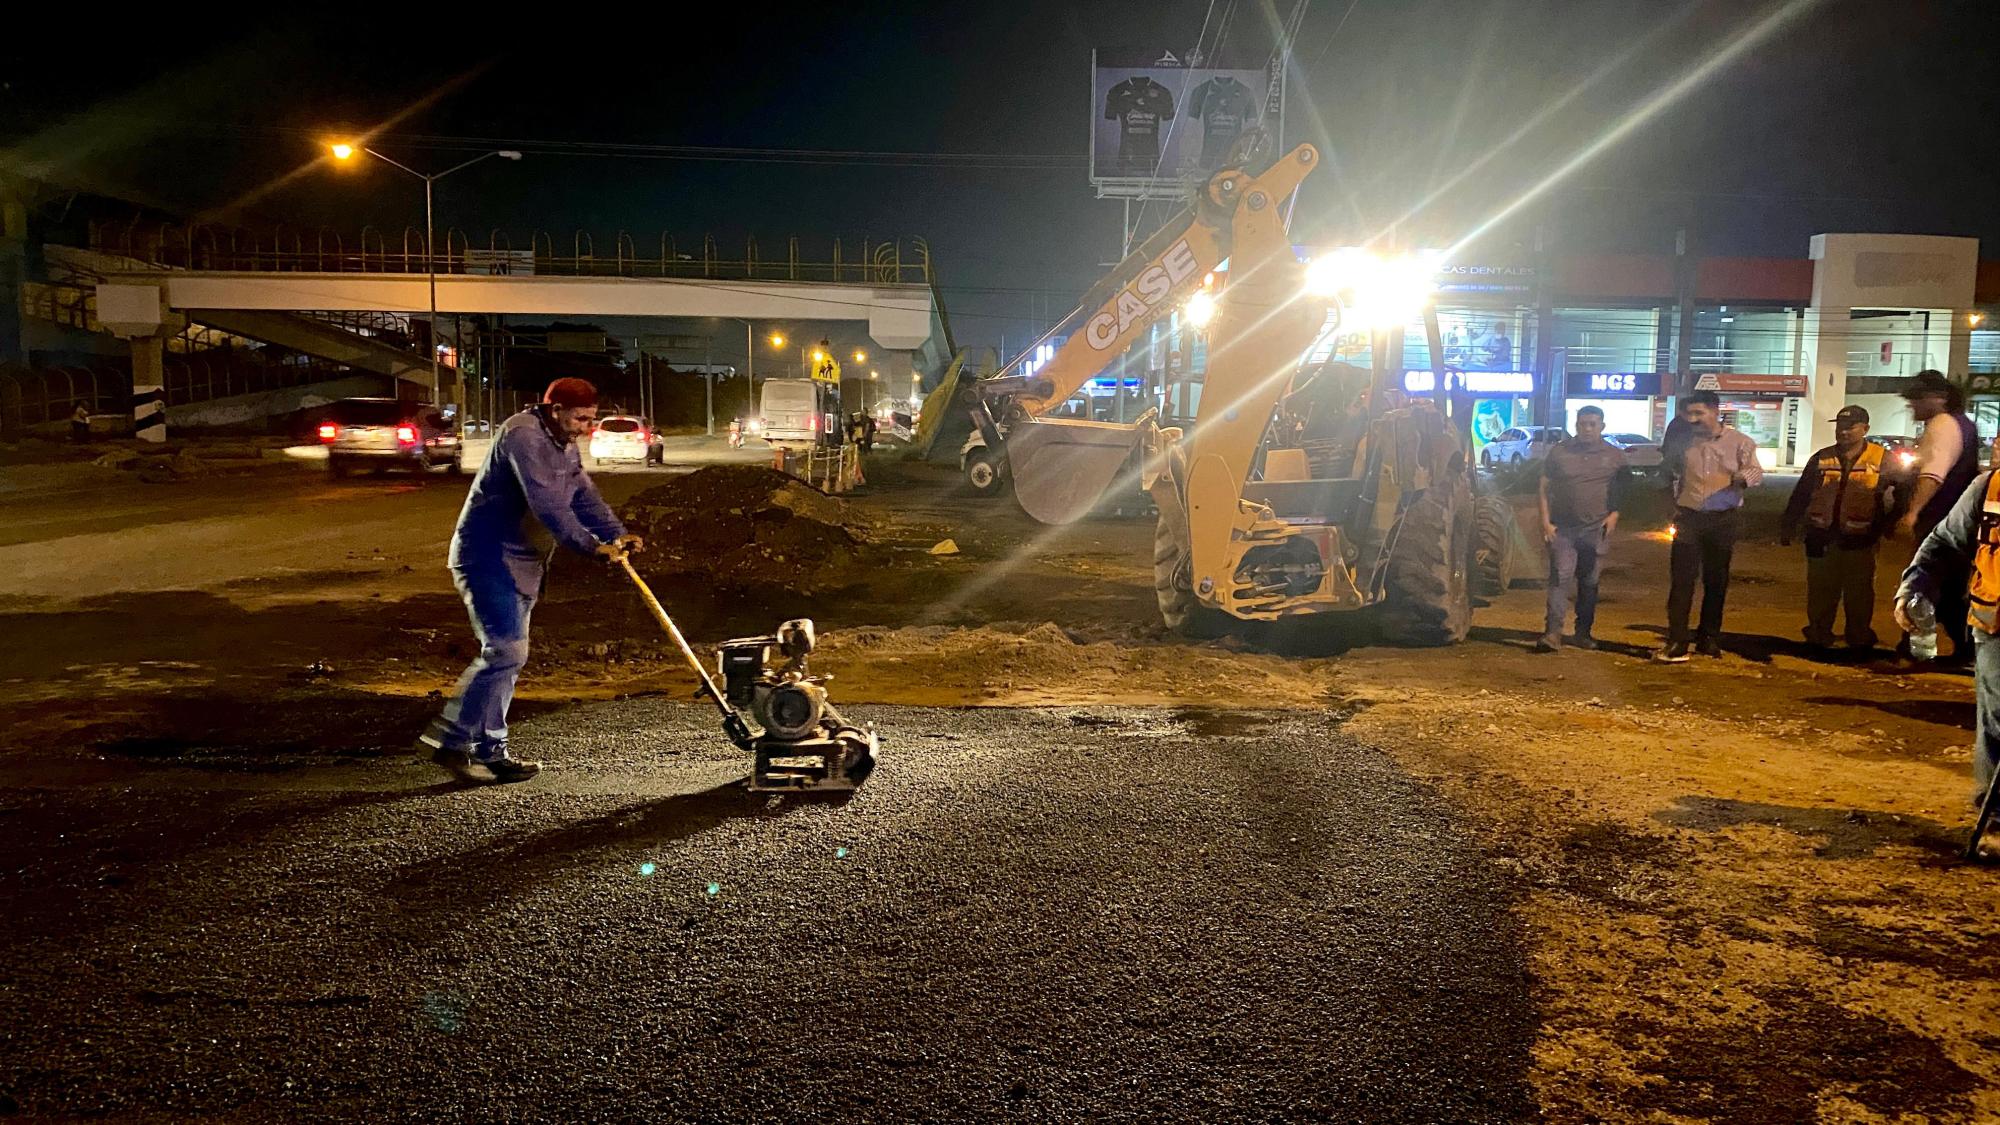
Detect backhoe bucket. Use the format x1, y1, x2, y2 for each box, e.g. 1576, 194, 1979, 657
1005, 415, 1151, 524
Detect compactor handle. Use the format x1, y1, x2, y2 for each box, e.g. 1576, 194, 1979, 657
614, 555, 748, 745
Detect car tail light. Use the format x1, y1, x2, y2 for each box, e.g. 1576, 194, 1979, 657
396, 424, 417, 444
811, 414, 821, 434
317, 422, 338, 442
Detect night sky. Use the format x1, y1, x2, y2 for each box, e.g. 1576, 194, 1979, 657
4, 0, 1996, 358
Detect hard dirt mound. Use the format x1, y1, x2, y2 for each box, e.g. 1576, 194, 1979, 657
619, 466, 879, 594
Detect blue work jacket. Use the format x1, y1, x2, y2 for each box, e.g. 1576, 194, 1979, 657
448, 406, 626, 594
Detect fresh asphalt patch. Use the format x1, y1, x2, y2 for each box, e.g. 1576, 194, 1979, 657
0, 702, 1533, 1121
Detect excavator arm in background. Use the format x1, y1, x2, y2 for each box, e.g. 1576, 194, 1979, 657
982, 144, 1323, 524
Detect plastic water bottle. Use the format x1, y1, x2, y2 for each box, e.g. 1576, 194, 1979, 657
1907, 594, 1939, 661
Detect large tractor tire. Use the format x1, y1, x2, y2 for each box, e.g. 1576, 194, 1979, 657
1153, 514, 1232, 638
1473, 492, 1518, 596
1378, 476, 1474, 646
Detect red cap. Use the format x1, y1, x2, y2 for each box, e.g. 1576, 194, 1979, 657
542, 377, 599, 409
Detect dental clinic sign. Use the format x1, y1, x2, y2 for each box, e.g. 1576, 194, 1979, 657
1085, 239, 1202, 350
1403, 370, 1535, 395
1435, 264, 1536, 295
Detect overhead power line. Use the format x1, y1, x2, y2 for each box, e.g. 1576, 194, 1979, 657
176, 121, 1089, 170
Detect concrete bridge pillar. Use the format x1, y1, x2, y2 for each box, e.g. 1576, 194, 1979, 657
96, 283, 176, 442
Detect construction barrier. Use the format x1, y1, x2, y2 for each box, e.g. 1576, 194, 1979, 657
773, 444, 864, 494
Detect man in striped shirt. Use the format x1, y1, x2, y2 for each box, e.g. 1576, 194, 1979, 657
1655, 390, 1764, 663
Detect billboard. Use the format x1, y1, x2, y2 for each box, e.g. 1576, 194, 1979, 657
1091, 49, 1275, 191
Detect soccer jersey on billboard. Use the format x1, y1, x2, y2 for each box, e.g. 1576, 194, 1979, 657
1090, 49, 1275, 191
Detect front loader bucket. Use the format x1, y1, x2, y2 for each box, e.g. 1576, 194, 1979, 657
1005, 415, 1151, 524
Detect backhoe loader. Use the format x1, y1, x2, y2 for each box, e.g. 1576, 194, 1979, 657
970, 143, 1516, 643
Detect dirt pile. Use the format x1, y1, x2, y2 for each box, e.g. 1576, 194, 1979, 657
810, 621, 1349, 707
618, 466, 880, 595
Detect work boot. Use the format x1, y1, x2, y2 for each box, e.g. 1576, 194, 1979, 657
479, 752, 542, 784
1570, 634, 1599, 651
1653, 642, 1691, 664
416, 737, 492, 785
1532, 634, 1562, 653
1696, 636, 1724, 658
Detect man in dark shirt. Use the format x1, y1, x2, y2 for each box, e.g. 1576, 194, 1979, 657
1781, 405, 1899, 651
1103, 76, 1176, 175
1536, 405, 1628, 652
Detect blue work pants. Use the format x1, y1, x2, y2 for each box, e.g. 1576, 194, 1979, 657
434, 566, 539, 760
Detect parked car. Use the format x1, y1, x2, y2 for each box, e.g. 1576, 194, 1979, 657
1869, 434, 1921, 474
588, 415, 665, 466
318, 398, 460, 477
1480, 426, 1568, 467
1604, 432, 1664, 473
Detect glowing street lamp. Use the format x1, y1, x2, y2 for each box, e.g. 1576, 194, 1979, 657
325, 140, 523, 403
853, 349, 868, 364
769, 333, 786, 349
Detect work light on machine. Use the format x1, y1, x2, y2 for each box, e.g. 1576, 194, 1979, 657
1303, 248, 1440, 331
1183, 290, 1218, 329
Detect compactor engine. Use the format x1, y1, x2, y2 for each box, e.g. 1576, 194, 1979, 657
716, 619, 878, 792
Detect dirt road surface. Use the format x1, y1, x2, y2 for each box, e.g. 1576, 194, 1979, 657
1, 438, 1995, 1122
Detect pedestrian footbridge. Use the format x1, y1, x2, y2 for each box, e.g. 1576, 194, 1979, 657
84, 228, 955, 383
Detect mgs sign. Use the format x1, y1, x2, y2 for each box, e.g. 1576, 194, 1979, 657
1085, 239, 1201, 350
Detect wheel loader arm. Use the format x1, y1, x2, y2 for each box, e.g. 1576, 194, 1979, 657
997, 146, 1319, 420
1174, 147, 1330, 600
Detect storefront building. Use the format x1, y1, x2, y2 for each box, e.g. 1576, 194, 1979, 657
1543, 234, 1998, 468
1063, 234, 1998, 471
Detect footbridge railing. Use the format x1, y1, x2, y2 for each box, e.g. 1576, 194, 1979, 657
84, 221, 935, 286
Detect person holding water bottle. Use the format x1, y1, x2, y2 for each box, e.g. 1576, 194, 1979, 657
1897, 429, 2000, 848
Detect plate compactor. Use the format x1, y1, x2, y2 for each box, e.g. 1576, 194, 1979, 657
617, 555, 877, 792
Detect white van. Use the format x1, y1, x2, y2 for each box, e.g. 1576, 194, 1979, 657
758, 379, 832, 447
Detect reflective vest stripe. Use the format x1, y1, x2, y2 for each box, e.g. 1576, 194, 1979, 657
1968, 472, 2000, 634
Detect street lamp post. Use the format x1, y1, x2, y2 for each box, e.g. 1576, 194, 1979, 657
722, 322, 788, 430
330, 143, 522, 404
